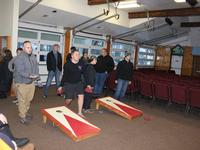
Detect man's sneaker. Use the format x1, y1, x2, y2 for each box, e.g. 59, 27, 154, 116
78, 113, 85, 118
26, 113, 33, 120
83, 109, 94, 114
43, 95, 47, 99
12, 99, 18, 104
19, 117, 29, 125
14, 138, 29, 147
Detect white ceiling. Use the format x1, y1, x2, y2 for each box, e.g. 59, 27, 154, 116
19, 0, 200, 44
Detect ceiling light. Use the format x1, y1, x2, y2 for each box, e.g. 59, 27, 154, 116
174, 0, 186, 3
118, 1, 141, 9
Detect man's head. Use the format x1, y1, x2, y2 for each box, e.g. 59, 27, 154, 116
71, 49, 80, 63
16, 48, 23, 56
70, 46, 76, 53
53, 44, 60, 52
83, 51, 88, 59
23, 41, 32, 55
124, 52, 131, 61
101, 48, 108, 57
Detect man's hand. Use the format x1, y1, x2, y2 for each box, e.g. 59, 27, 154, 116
0, 113, 8, 124
128, 81, 131, 85
29, 75, 38, 79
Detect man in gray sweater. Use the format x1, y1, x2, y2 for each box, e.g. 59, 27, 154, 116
14, 41, 39, 124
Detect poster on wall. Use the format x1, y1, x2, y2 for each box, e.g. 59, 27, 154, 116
170, 44, 184, 75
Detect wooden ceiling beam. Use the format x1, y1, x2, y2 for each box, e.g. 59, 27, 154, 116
88, 0, 124, 5
129, 7, 200, 19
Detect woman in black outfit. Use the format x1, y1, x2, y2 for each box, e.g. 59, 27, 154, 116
0, 49, 13, 99
83, 56, 97, 113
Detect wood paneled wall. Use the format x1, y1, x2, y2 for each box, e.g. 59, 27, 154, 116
181, 46, 193, 76
155, 45, 193, 76
155, 46, 171, 71
64, 31, 71, 64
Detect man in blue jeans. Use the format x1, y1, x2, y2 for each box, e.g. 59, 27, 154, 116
44, 44, 62, 98
94, 48, 114, 97
114, 52, 133, 101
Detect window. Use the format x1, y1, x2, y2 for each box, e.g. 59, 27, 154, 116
90, 49, 101, 57
40, 44, 53, 52
111, 42, 134, 65
137, 47, 155, 67
77, 48, 88, 56
18, 30, 38, 39
17, 42, 38, 52
41, 33, 60, 42
72, 36, 105, 57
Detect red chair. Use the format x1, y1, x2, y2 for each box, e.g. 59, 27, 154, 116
105, 70, 117, 94
189, 87, 200, 109
153, 81, 170, 102
170, 84, 188, 105
140, 79, 153, 98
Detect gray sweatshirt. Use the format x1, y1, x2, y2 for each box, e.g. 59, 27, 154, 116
14, 51, 39, 84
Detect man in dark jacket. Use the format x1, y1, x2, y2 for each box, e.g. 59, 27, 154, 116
114, 52, 133, 101
59, 50, 84, 117
94, 48, 114, 96
44, 44, 62, 98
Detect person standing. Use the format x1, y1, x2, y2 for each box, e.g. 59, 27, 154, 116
0, 49, 13, 99
80, 51, 89, 64
83, 56, 97, 113
14, 41, 39, 124
43, 44, 62, 98
8, 48, 23, 104
114, 52, 133, 101
94, 48, 114, 96
59, 50, 84, 116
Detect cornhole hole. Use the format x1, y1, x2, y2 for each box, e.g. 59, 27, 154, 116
96, 96, 143, 120
41, 106, 101, 142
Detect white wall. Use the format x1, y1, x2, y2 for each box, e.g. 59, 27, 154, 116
0, 0, 19, 55
0, 0, 13, 36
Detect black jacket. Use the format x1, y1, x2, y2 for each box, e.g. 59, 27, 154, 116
61, 61, 83, 85
83, 64, 96, 87
95, 55, 114, 73
47, 51, 62, 72
116, 60, 133, 81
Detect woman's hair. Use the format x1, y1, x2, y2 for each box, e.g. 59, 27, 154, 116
88, 56, 97, 63
4, 49, 13, 60
16, 47, 23, 53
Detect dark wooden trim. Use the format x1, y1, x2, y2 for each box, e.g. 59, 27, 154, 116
88, 0, 124, 5
129, 7, 200, 18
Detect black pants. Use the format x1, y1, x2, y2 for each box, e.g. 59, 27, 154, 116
83, 92, 92, 109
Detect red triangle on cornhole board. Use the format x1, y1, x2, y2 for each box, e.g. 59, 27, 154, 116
114, 103, 143, 118
64, 115, 99, 138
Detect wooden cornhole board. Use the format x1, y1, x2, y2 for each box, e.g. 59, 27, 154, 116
41, 106, 101, 142
96, 96, 143, 120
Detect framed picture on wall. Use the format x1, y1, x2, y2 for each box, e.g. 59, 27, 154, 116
171, 44, 184, 56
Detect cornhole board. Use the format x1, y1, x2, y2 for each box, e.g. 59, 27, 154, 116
96, 96, 143, 120
41, 106, 101, 142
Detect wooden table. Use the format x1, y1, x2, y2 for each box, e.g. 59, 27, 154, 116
41, 106, 101, 142
96, 96, 143, 120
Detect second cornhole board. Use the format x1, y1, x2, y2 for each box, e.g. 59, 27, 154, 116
96, 96, 143, 120
41, 106, 101, 142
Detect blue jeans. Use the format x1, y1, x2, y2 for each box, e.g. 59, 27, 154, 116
114, 79, 129, 101
94, 72, 108, 95
44, 70, 61, 96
